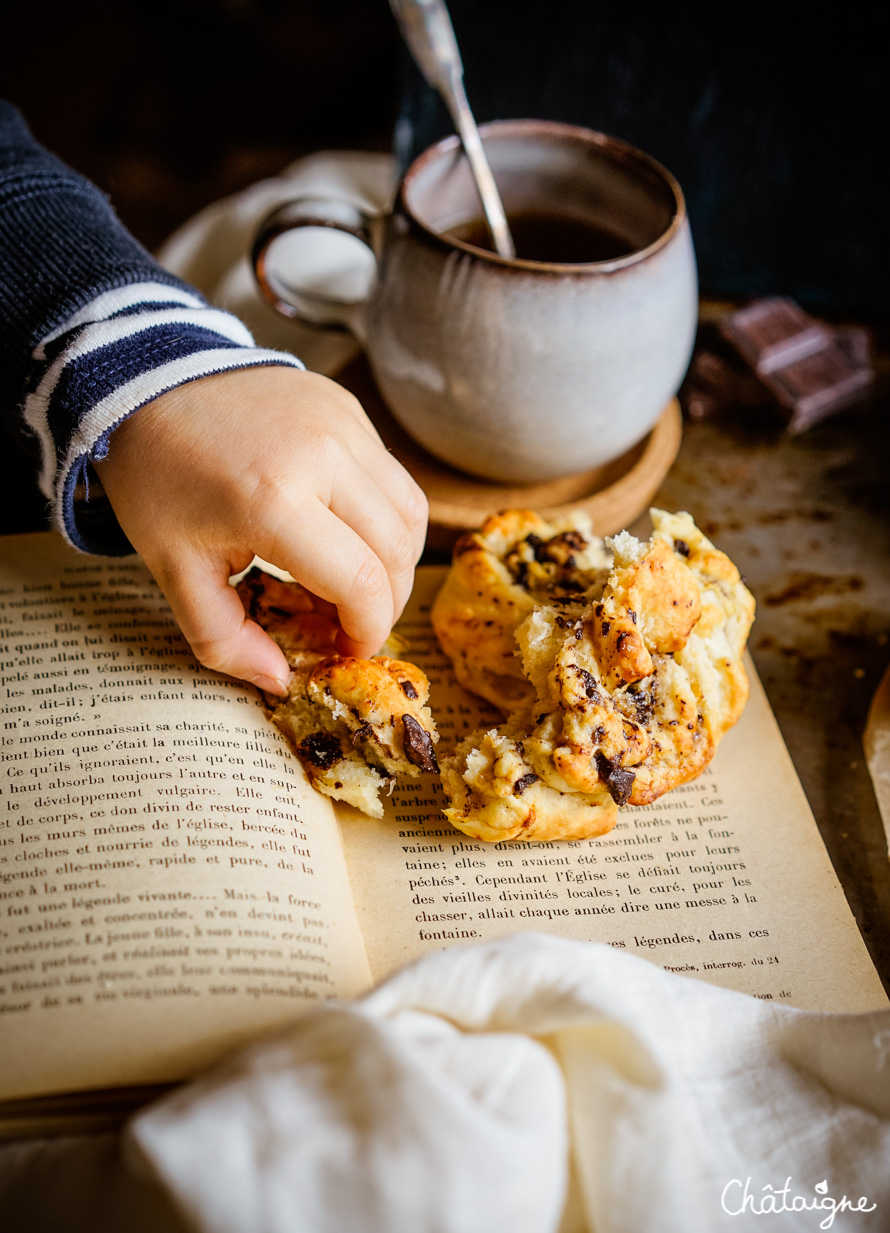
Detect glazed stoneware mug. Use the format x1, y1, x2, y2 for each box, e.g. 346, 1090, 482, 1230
252, 120, 697, 484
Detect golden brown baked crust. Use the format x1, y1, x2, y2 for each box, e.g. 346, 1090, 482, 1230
430, 509, 611, 712
237, 569, 438, 818
435, 509, 755, 841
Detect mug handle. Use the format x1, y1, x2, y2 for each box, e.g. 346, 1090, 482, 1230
251, 196, 377, 336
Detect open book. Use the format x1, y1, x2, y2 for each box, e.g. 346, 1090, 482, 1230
0, 532, 885, 1136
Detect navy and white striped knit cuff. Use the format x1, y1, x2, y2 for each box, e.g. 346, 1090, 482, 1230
23, 281, 304, 555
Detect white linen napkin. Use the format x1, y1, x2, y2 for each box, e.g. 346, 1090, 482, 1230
127, 933, 890, 1233
156, 150, 394, 375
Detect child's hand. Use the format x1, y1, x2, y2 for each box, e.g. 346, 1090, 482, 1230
95, 366, 428, 695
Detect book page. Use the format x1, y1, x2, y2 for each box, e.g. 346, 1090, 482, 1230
340, 570, 887, 1013
0, 533, 369, 1104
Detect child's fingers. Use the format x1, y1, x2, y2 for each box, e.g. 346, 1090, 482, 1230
328, 464, 425, 624
349, 435, 430, 565
155, 559, 291, 694
258, 499, 398, 656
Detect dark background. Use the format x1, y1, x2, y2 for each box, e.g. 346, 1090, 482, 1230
1, 0, 401, 253
2, 0, 888, 315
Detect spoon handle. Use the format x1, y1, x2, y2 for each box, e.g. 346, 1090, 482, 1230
389, 0, 515, 259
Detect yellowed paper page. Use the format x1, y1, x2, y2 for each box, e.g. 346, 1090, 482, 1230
0, 534, 369, 1103
340, 570, 887, 1013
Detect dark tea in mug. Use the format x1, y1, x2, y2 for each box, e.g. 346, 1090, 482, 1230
444, 209, 636, 264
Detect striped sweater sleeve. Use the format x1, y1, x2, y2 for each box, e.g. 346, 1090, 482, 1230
25, 283, 304, 554
1, 100, 303, 555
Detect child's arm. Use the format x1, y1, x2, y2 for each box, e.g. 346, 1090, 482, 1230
1, 99, 427, 688
95, 365, 428, 694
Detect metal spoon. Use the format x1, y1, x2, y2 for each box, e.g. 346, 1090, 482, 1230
390, 0, 516, 260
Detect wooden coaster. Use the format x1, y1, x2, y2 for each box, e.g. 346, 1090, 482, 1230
335, 356, 682, 551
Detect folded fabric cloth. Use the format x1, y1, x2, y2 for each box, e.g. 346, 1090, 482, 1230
156, 150, 394, 375
127, 933, 890, 1233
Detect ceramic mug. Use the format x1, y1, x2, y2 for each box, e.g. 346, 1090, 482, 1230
252, 120, 697, 484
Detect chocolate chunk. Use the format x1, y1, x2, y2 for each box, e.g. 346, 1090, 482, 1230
297, 731, 342, 770
524, 531, 584, 567
594, 750, 612, 777
512, 772, 538, 796
715, 297, 872, 432
683, 350, 771, 420
561, 531, 588, 551
764, 342, 873, 433
401, 714, 439, 773
605, 767, 636, 805
601, 621, 611, 636
577, 667, 601, 701
594, 751, 636, 806
525, 533, 546, 561
719, 296, 831, 375
628, 686, 654, 725
400, 679, 418, 699
351, 722, 373, 746
673, 540, 690, 557
835, 325, 871, 367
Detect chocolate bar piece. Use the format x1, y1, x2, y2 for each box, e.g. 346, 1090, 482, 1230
682, 350, 771, 420
834, 325, 871, 367
765, 340, 873, 433
720, 297, 831, 374
717, 297, 873, 432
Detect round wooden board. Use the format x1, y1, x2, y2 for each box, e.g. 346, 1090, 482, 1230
335, 356, 682, 552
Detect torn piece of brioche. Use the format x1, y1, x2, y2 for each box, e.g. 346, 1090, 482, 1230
430, 509, 612, 712
237, 569, 439, 818
440, 711, 618, 843
435, 509, 755, 842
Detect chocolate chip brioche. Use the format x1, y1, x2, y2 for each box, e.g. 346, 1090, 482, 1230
237, 569, 439, 818
434, 509, 755, 842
